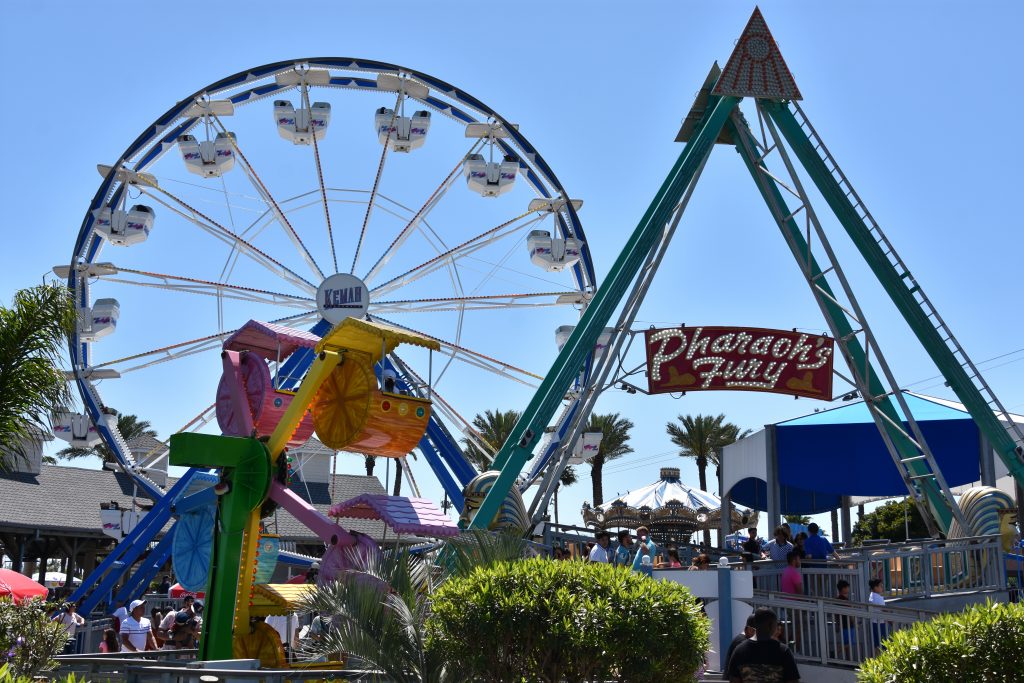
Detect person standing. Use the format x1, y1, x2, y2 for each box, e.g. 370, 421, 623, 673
111, 601, 128, 634
631, 525, 657, 576
868, 578, 888, 648
763, 526, 794, 562
588, 531, 611, 563
781, 552, 803, 595
613, 529, 634, 568
724, 614, 757, 674
98, 628, 120, 653
803, 523, 839, 563
120, 599, 157, 652
741, 528, 762, 561
156, 575, 172, 596
726, 608, 801, 683
57, 602, 85, 654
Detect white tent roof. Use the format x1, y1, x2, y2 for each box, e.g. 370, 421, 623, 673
599, 468, 724, 512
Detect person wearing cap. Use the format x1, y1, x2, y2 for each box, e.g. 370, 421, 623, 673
157, 595, 194, 643
631, 525, 657, 576
120, 599, 157, 652
588, 530, 611, 563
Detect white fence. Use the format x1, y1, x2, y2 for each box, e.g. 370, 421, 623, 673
751, 592, 935, 667
749, 534, 1005, 603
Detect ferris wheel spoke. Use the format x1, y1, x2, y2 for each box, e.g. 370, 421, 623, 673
211, 114, 326, 282
99, 267, 315, 310
369, 314, 541, 387
370, 291, 581, 315
139, 185, 317, 295
300, 84, 338, 273
361, 140, 485, 286
92, 310, 317, 374
350, 92, 403, 276
369, 211, 540, 299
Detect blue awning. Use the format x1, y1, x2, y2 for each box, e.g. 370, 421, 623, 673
730, 393, 981, 514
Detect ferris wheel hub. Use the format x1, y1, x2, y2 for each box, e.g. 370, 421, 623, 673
316, 273, 369, 324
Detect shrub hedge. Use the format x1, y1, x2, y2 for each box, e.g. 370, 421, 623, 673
858, 600, 1024, 683
426, 557, 709, 683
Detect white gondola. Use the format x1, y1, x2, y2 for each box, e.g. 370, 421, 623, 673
375, 107, 430, 152
52, 412, 102, 449
77, 298, 120, 342
274, 100, 331, 145
568, 431, 604, 465
178, 132, 236, 177
527, 230, 583, 272
464, 153, 518, 197
92, 205, 154, 246
555, 325, 614, 361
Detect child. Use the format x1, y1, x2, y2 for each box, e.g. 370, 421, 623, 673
98, 628, 120, 653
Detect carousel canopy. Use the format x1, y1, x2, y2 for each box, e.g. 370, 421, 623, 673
582, 468, 756, 537
598, 468, 722, 513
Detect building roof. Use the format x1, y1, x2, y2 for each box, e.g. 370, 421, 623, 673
0, 465, 158, 538
0, 465, 397, 543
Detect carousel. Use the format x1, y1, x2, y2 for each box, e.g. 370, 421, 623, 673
582, 468, 758, 546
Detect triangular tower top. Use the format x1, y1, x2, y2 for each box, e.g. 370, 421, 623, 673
712, 7, 802, 101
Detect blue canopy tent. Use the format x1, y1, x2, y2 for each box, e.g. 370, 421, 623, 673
724, 393, 985, 516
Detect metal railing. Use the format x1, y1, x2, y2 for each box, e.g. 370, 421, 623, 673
751, 592, 935, 668
55, 653, 365, 683
748, 534, 1005, 603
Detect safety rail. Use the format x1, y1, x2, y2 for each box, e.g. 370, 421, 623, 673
748, 534, 1005, 603
750, 592, 934, 668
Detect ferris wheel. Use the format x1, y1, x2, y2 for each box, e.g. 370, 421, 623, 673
57, 58, 597, 501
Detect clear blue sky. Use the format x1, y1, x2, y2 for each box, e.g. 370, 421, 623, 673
2, 1, 1022, 535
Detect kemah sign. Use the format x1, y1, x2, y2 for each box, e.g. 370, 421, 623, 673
645, 326, 834, 399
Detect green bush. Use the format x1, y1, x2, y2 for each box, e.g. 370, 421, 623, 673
426, 558, 709, 683
858, 600, 1024, 683
0, 599, 69, 679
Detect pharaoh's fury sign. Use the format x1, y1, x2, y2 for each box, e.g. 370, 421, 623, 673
645, 326, 834, 399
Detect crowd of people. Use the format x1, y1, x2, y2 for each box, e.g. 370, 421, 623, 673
101, 593, 204, 653
555, 525, 719, 574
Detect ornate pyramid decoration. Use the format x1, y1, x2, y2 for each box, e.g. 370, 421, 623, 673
712, 7, 802, 101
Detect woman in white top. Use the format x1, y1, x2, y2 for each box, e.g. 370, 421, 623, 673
58, 603, 86, 654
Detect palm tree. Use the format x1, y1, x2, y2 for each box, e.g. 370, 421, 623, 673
784, 514, 812, 525
667, 414, 749, 546
666, 414, 748, 494
464, 408, 576, 486
0, 284, 76, 472
462, 408, 520, 471
298, 530, 526, 681
56, 411, 157, 464
586, 413, 634, 506
364, 455, 376, 477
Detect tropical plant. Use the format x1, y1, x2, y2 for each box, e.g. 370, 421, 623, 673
851, 499, 928, 545
0, 598, 69, 679
55, 411, 157, 464
666, 413, 749, 493
585, 412, 634, 506
784, 514, 812, 526
858, 601, 1024, 683
428, 557, 710, 682
364, 455, 376, 477
297, 530, 528, 682
666, 413, 749, 545
464, 408, 576, 487
0, 284, 76, 472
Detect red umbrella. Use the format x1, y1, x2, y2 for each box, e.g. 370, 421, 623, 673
167, 583, 205, 599
0, 569, 48, 603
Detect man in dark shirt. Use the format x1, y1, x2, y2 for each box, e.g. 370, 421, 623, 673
724, 614, 757, 673
727, 608, 801, 683
742, 528, 761, 555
